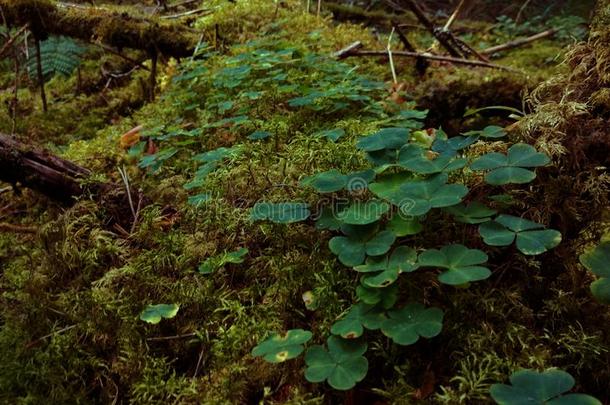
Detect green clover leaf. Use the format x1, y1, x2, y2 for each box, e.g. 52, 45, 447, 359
251, 329, 313, 363
580, 242, 610, 304
381, 303, 443, 345
301, 169, 375, 193
443, 202, 497, 224
354, 246, 419, 288
139, 304, 180, 324
470, 143, 550, 185
304, 336, 368, 390
478, 215, 562, 255
356, 283, 398, 309
387, 214, 423, 236
336, 200, 390, 225
329, 225, 396, 266
330, 303, 386, 339
356, 128, 409, 152
314, 128, 346, 142
250, 202, 310, 223
398, 144, 466, 174
418, 244, 491, 285
490, 369, 601, 405
390, 173, 469, 216
198, 247, 248, 274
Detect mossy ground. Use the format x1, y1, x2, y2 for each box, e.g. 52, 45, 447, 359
1, 1, 608, 404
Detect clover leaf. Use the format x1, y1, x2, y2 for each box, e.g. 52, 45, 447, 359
580, 242, 610, 304
387, 214, 423, 236
387, 173, 469, 216
314, 128, 346, 142
444, 202, 497, 224
470, 143, 550, 185
463, 125, 506, 139
432, 135, 478, 154
250, 202, 310, 223
354, 246, 419, 288
304, 336, 368, 390
356, 283, 398, 309
139, 304, 180, 324
479, 215, 562, 255
490, 369, 601, 405
198, 247, 248, 274
418, 244, 491, 285
252, 329, 313, 363
331, 303, 386, 339
301, 169, 375, 193
336, 200, 390, 225
356, 128, 409, 152
381, 303, 443, 345
248, 130, 272, 140
398, 144, 466, 174
329, 225, 396, 266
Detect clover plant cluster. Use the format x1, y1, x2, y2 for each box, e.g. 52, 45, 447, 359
251, 110, 564, 394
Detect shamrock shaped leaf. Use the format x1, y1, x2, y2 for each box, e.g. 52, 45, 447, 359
470, 143, 550, 185
301, 170, 375, 193
478, 215, 562, 255
356, 283, 398, 309
490, 369, 601, 405
139, 304, 180, 324
336, 200, 390, 225
198, 247, 248, 274
252, 329, 313, 363
314, 128, 346, 142
356, 128, 409, 152
389, 173, 469, 216
463, 125, 506, 139
251, 202, 310, 223
354, 246, 419, 288
580, 242, 610, 304
369, 172, 415, 201
387, 214, 423, 236
398, 144, 466, 174
315, 207, 343, 231
418, 244, 491, 285
331, 303, 386, 339
381, 303, 443, 345
432, 135, 478, 154
304, 336, 368, 390
443, 202, 497, 224
329, 225, 396, 266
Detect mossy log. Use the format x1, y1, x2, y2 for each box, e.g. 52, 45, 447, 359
1, 0, 198, 57
0, 133, 96, 203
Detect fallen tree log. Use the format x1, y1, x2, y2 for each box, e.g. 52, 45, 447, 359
0, 133, 94, 203
0, 0, 198, 57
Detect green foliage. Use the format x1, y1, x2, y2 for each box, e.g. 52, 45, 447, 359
418, 244, 491, 285
328, 225, 396, 266
251, 329, 313, 363
250, 202, 310, 223
301, 169, 375, 193
380, 303, 444, 345
27, 36, 86, 81
198, 247, 248, 274
139, 304, 180, 324
304, 336, 368, 390
330, 303, 385, 339
444, 202, 497, 224
471, 143, 550, 185
490, 369, 601, 405
580, 242, 610, 304
479, 215, 562, 255
354, 246, 418, 288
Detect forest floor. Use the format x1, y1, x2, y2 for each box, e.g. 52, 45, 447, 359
1, 0, 608, 404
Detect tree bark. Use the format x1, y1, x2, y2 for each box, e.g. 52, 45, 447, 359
0, 0, 198, 58
0, 133, 94, 203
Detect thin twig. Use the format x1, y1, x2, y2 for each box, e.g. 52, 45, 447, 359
341, 49, 519, 71
193, 345, 205, 377
160, 7, 212, 19
93, 43, 150, 71
515, 0, 533, 24
118, 166, 137, 221
443, 0, 466, 31
387, 27, 397, 84
316, 0, 321, 17
481, 29, 557, 55
0, 24, 28, 59
0, 222, 37, 233
25, 324, 76, 348
146, 332, 197, 342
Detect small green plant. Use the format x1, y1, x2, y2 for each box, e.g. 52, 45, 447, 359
198, 248, 248, 275
470, 143, 550, 185
579, 242, 610, 304
139, 304, 180, 324
251, 329, 313, 363
490, 369, 601, 404
479, 215, 562, 255
27, 36, 86, 81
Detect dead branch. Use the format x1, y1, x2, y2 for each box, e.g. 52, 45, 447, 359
160, 7, 212, 19
481, 29, 557, 55
338, 48, 518, 71
0, 222, 37, 233
0, 24, 28, 59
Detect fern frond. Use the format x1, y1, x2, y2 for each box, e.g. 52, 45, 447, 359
27, 36, 87, 82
